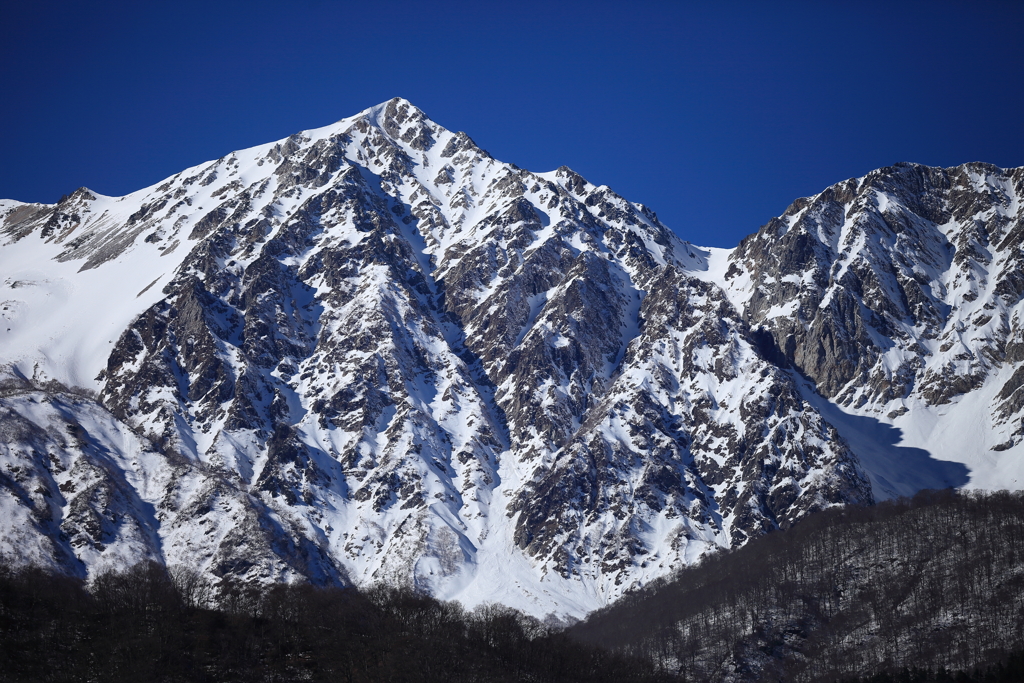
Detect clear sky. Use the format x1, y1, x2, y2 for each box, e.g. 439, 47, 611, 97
2, 0, 1023, 248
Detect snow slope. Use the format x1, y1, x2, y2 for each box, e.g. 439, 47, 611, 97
696, 163, 1024, 500
1, 100, 1019, 618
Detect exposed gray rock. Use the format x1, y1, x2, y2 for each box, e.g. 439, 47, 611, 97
4, 99, 1020, 617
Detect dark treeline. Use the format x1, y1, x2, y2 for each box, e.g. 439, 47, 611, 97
838, 648, 1024, 683
0, 561, 672, 683
5, 490, 1024, 682
569, 489, 1024, 682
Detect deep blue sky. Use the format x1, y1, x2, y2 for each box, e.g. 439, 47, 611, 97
2, 1, 1023, 248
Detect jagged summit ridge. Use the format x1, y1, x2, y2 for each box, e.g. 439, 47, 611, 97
709, 160, 1024, 496
1, 99, 1019, 617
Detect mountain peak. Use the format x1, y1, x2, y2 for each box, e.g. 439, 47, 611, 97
2, 100, 1023, 621
365, 96, 422, 119
361, 97, 434, 145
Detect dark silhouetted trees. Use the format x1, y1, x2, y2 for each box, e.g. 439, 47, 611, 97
0, 559, 672, 682
570, 490, 1024, 682
4, 490, 1024, 682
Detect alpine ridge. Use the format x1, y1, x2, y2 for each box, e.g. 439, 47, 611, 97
1, 98, 1020, 618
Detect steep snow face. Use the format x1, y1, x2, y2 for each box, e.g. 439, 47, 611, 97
506, 268, 869, 596
0, 189, 200, 390
2, 99, 760, 617
13, 98, 1011, 618
705, 162, 1024, 498
0, 386, 164, 578
0, 379, 344, 586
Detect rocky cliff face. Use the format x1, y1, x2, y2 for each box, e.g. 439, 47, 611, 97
716, 162, 1024, 495
725, 163, 1024, 407
1, 98, 1019, 617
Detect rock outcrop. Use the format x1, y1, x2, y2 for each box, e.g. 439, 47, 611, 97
1, 99, 1020, 616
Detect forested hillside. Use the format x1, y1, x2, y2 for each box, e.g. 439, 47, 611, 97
3, 490, 1024, 681
0, 561, 669, 683
570, 490, 1024, 682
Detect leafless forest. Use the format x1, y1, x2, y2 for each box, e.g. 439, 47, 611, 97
571, 490, 1024, 682
3, 489, 1024, 682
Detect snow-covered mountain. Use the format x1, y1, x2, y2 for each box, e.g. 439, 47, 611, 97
1, 98, 1020, 618
715, 162, 1024, 497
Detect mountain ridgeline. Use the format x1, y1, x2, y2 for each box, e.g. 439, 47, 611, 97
1, 98, 1022, 618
